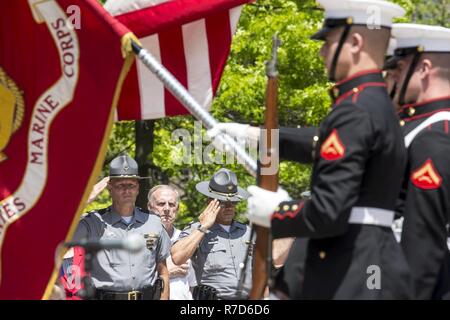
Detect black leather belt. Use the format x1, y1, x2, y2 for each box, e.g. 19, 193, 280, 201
96, 286, 154, 300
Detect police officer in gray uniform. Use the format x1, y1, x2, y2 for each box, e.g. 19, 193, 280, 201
72, 154, 171, 300
171, 168, 254, 300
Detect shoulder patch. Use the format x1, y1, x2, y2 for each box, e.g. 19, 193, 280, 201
320, 129, 345, 161
411, 158, 442, 190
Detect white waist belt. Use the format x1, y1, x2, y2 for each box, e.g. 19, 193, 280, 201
348, 207, 394, 227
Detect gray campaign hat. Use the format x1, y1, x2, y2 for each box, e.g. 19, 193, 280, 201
195, 168, 249, 202
109, 154, 140, 179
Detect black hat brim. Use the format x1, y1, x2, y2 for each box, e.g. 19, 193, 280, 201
109, 175, 141, 179
383, 55, 400, 70
310, 26, 332, 40
195, 181, 249, 202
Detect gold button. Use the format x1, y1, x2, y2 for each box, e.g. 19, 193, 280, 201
352, 87, 359, 93
399, 120, 405, 127
292, 204, 299, 211
283, 205, 290, 211
408, 107, 415, 116
319, 251, 326, 259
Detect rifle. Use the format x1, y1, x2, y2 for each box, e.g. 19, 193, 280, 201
249, 34, 281, 299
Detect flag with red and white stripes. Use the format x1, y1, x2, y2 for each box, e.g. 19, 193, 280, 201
105, 0, 252, 120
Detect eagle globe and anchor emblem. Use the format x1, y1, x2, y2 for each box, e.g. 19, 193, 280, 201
0, 66, 24, 162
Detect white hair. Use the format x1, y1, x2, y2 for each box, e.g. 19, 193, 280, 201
147, 185, 180, 204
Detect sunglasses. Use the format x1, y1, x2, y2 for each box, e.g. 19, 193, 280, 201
209, 198, 236, 208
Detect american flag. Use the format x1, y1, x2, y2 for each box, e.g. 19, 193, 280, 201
105, 0, 252, 120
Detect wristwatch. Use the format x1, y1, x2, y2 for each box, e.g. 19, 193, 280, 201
197, 224, 209, 234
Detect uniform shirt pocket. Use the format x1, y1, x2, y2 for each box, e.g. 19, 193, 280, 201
200, 241, 227, 271
100, 231, 123, 268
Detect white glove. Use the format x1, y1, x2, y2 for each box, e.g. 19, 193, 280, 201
207, 123, 260, 153
247, 186, 291, 228
207, 122, 249, 139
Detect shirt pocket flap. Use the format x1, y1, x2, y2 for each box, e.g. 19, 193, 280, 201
210, 243, 227, 253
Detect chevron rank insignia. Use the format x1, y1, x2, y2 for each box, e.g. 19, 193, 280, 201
320, 129, 345, 161
411, 159, 442, 190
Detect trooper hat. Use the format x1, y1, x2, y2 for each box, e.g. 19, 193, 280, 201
195, 168, 249, 202
109, 154, 140, 179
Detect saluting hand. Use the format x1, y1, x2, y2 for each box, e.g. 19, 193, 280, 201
199, 199, 221, 230
87, 177, 110, 205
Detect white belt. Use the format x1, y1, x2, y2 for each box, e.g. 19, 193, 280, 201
348, 207, 394, 227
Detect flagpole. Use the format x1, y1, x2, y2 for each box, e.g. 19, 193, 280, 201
131, 41, 258, 177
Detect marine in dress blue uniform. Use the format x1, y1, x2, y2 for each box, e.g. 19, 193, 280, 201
391, 23, 450, 299
246, 0, 413, 299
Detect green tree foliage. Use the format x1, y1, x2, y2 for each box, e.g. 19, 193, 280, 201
88, 0, 446, 229
410, 0, 450, 27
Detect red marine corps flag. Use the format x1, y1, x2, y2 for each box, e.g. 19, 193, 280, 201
0, 0, 134, 299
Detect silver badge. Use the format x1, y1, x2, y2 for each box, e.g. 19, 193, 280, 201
143, 233, 159, 250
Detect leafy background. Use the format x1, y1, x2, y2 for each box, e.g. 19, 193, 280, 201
87, 0, 450, 228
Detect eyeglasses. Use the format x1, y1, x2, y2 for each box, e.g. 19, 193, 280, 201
111, 183, 139, 191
